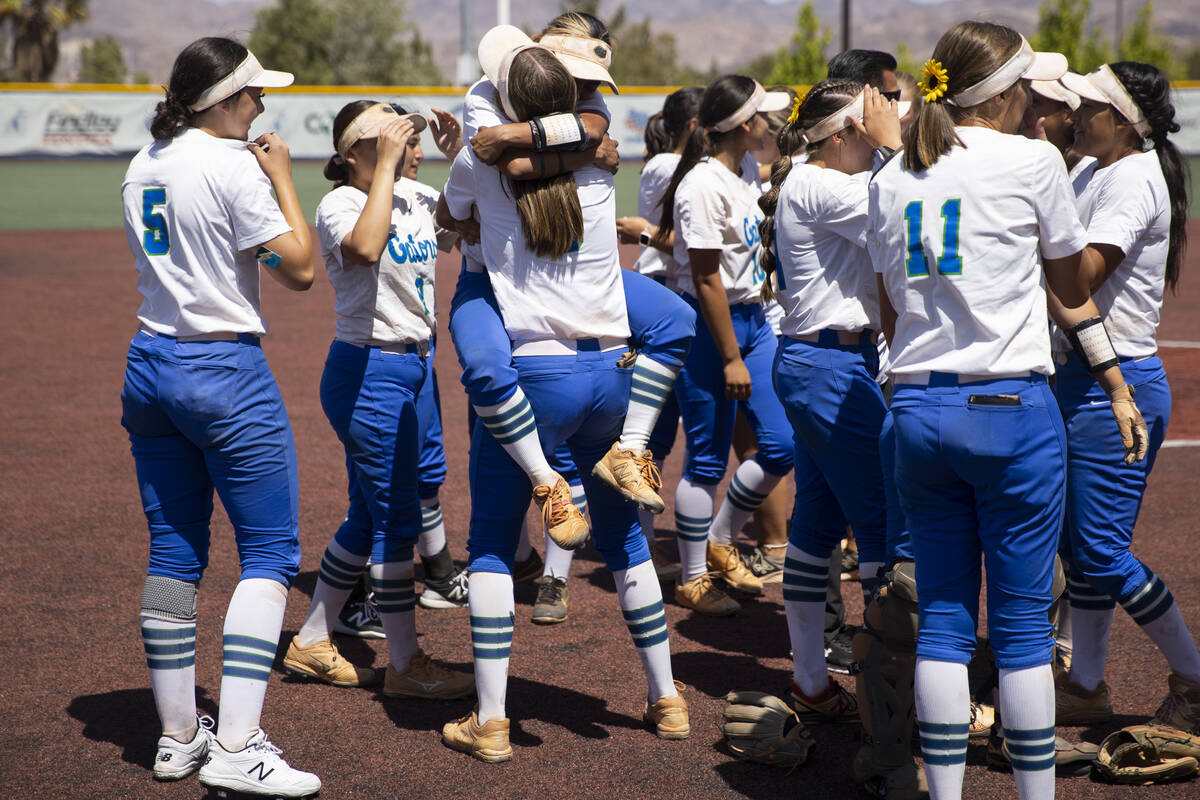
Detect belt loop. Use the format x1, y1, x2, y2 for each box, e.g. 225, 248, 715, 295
817, 329, 839, 347
928, 372, 958, 388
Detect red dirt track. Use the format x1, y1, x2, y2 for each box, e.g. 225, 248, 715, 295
3, 226, 1200, 799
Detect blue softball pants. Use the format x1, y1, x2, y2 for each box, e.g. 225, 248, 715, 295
120, 331, 300, 586
448, 264, 695, 407
891, 373, 1066, 669
675, 293, 793, 483
320, 340, 428, 564
467, 347, 650, 575
1056, 353, 1171, 614
878, 410, 913, 564
416, 338, 446, 499
771, 332, 888, 565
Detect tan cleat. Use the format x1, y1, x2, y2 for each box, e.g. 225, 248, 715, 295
969, 702, 995, 738
675, 572, 740, 616
532, 475, 590, 550
1055, 678, 1113, 725
592, 443, 666, 513
442, 710, 513, 763
383, 649, 475, 699
644, 688, 690, 739
1153, 672, 1200, 729
706, 540, 763, 596
282, 636, 375, 687
787, 678, 859, 724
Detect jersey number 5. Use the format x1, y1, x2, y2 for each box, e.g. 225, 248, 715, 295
904, 199, 961, 278
142, 187, 170, 256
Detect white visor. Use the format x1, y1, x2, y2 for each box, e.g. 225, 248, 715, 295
1060, 65, 1152, 137
539, 34, 619, 94
710, 84, 793, 133
801, 90, 912, 145
948, 36, 1067, 108
188, 52, 294, 112
1031, 79, 1080, 111
336, 103, 427, 159
478, 25, 542, 121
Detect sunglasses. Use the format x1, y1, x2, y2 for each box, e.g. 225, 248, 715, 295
881, 89, 902, 102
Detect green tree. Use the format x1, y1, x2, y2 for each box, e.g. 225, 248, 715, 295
1031, 0, 1110, 72
601, 5, 709, 85
894, 42, 919, 78
77, 33, 124, 82
1118, 1, 1174, 76
765, 4, 831, 86
0, 0, 89, 81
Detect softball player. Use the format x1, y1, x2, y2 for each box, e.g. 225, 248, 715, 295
656, 74, 794, 616
1052, 62, 1200, 727
280, 101, 473, 702
120, 37, 319, 797
867, 22, 1147, 800
760, 78, 906, 723
438, 30, 687, 762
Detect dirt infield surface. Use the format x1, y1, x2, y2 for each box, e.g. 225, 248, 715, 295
2, 226, 1200, 799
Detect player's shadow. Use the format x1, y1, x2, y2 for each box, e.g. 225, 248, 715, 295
711, 715, 862, 799
68, 686, 218, 771
671, 593, 789, 660
671, 650, 791, 699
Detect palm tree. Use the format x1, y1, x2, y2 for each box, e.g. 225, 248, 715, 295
0, 0, 89, 81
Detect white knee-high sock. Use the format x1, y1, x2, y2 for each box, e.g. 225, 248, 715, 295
615, 560, 677, 701
675, 477, 716, 583
915, 658, 971, 800
141, 614, 198, 739
619, 357, 681, 453
783, 544, 833, 696
708, 459, 784, 545
474, 388, 557, 487
515, 518, 534, 562
297, 537, 369, 646
417, 496, 447, 558
370, 560, 418, 670
1065, 607, 1114, 691
998, 664, 1056, 800
218, 578, 287, 751
469, 571, 515, 723
543, 479, 586, 579
1140, 602, 1200, 684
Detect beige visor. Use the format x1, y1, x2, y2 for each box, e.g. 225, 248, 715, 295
710, 83, 792, 133
336, 103, 427, 159
801, 90, 912, 145
189, 52, 294, 112
1031, 79, 1081, 111
539, 34, 619, 94
948, 36, 1067, 108
478, 25, 545, 122
1060, 65, 1152, 137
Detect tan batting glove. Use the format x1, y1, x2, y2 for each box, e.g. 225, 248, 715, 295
1107, 383, 1149, 464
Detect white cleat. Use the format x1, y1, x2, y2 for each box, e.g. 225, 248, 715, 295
153, 714, 214, 781
199, 728, 321, 798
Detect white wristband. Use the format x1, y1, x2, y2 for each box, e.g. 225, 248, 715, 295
534, 113, 587, 150
1066, 317, 1119, 374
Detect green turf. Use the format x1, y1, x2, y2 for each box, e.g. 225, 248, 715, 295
0, 158, 643, 231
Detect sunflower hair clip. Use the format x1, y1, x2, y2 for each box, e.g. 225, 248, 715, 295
786, 95, 802, 126
921, 59, 949, 103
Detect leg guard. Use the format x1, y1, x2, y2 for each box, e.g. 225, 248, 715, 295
853, 561, 924, 799
142, 574, 198, 622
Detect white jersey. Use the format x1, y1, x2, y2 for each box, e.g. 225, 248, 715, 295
774, 163, 878, 337
443, 143, 629, 346
457, 78, 610, 273
673, 157, 766, 305
867, 126, 1087, 378
632, 152, 681, 285
315, 181, 437, 346
121, 128, 292, 337
405, 177, 455, 317
1072, 150, 1169, 358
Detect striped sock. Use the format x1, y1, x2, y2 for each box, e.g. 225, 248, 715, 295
141, 616, 197, 739
543, 479, 586, 579
417, 497, 447, 558
674, 477, 716, 583
1137, 597, 1200, 684
469, 571, 515, 724
915, 658, 970, 798
783, 544, 833, 696
297, 536, 369, 646
1120, 571, 1173, 627
619, 357, 681, 453
615, 560, 677, 701
474, 388, 556, 487
998, 664, 1056, 799
708, 459, 783, 544
217, 578, 287, 751
371, 561, 418, 671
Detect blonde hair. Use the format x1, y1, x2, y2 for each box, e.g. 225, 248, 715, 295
536, 11, 612, 45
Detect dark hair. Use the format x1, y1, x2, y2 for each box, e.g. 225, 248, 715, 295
322, 99, 376, 184
1109, 61, 1188, 292
642, 112, 671, 159
757, 79, 863, 301
827, 49, 897, 90
656, 74, 757, 243
902, 21, 1022, 172
151, 37, 248, 140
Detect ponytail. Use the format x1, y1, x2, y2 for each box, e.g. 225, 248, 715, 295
643, 112, 672, 159
150, 91, 193, 140
655, 124, 713, 244
1110, 61, 1188, 292
150, 37, 249, 140
756, 152, 793, 302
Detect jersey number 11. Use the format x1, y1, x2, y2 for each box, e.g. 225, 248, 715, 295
904, 199, 961, 278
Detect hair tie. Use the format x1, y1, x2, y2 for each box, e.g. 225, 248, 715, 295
786, 96, 802, 126
921, 59, 949, 104
332, 154, 345, 165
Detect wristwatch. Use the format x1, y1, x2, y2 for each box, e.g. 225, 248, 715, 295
639, 227, 653, 246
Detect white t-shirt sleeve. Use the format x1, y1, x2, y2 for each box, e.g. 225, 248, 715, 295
315, 189, 361, 257
1028, 141, 1088, 260
463, 81, 508, 139
1084, 166, 1154, 255
677, 174, 727, 251
223, 157, 292, 251
443, 149, 477, 221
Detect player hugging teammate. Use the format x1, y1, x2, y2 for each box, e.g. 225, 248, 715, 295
120, 12, 1198, 800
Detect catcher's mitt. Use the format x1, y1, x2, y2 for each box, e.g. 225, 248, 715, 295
1094, 723, 1200, 785
721, 691, 816, 768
